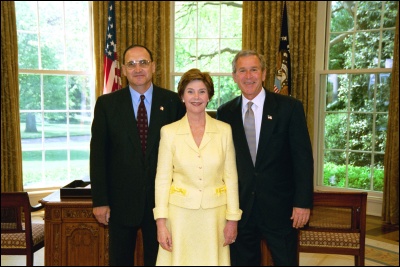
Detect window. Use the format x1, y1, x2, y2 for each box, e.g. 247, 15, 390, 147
315, 1, 398, 193
172, 1, 243, 108
16, 1, 94, 189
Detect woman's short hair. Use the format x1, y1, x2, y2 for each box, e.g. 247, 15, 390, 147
177, 68, 214, 101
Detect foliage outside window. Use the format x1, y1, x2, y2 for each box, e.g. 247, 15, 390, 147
16, 1, 94, 189
318, 1, 398, 192
172, 1, 243, 108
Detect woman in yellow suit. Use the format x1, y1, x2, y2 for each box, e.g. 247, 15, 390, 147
153, 68, 242, 266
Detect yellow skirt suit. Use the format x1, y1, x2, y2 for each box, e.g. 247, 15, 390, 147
153, 113, 242, 266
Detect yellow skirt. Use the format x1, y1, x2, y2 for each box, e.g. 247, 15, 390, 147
156, 204, 230, 266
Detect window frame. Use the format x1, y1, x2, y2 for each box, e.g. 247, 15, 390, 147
314, 1, 396, 199
17, 1, 95, 190
170, 1, 243, 108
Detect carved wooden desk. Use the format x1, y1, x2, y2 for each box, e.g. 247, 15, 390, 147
40, 191, 143, 266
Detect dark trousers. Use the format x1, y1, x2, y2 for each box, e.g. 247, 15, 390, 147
230, 203, 298, 266
108, 201, 158, 266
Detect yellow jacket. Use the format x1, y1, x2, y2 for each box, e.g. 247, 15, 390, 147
153, 113, 242, 221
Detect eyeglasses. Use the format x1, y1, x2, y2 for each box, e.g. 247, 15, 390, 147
125, 60, 152, 69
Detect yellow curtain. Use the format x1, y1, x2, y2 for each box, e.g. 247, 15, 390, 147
1, 1, 23, 192
242, 1, 317, 143
93, 1, 171, 99
382, 10, 399, 225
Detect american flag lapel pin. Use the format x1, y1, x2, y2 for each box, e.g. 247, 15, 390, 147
268, 115, 272, 120
160, 106, 164, 111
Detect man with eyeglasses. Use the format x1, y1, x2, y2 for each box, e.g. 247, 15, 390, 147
90, 44, 186, 266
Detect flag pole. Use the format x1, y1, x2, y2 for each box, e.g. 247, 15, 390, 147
273, 1, 291, 96
103, 1, 121, 95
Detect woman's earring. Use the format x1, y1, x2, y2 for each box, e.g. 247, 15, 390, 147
182, 100, 185, 103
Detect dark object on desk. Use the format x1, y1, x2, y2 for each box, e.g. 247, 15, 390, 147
60, 180, 91, 199
1, 192, 45, 266
298, 191, 368, 266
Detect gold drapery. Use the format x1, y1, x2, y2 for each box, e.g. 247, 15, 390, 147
93, 1, 171, 99
1, 1, 23, 192
382, 10, 399, 225
242, 1, 317, 143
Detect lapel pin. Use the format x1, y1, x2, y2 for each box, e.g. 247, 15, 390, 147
160, 106, 164, 111
268, 115, 272, 120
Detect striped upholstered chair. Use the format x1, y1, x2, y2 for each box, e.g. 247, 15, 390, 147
298, 191, 368, 266
1, 192, 45, 266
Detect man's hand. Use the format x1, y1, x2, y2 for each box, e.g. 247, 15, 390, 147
93, 206, 110, 225
291, 207, 310, 229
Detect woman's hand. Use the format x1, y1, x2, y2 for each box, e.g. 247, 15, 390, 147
223, 220, 238, 246
156, 218, 173, 251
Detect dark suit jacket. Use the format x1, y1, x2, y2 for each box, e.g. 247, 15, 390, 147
90, 86, 186, 226
217, 89, 313, 232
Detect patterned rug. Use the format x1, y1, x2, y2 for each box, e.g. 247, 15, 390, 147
365, 238, 399, 266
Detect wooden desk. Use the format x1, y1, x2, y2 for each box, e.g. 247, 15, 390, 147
40, 191, 143, 266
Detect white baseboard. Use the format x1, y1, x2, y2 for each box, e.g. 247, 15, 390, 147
367, 195, 382, 217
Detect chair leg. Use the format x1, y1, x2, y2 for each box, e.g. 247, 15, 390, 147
361, 250, 365, 266
354, 255, 365, 266
27, 253, 34, 266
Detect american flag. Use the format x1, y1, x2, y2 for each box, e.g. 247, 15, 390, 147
103, 1, 121, 94
273, 85, 280, 94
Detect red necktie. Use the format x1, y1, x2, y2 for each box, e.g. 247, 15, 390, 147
137, 95, 148, 154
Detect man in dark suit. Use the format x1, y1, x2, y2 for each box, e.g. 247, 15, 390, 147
217, 50, 313, 266
90, 44, 186, 266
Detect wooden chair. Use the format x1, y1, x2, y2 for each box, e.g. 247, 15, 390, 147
1, 192, 45, 266
298, 191, 368, 266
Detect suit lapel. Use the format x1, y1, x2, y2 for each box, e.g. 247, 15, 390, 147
118, 88, 142, 153
198, 114, 217, 150
146, 86, 172, 157
176, 113, 217, 153
256, 91, 277, 165
228, 97, 254, 165
227, 91, 278, 168
176, 115, 199, 153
